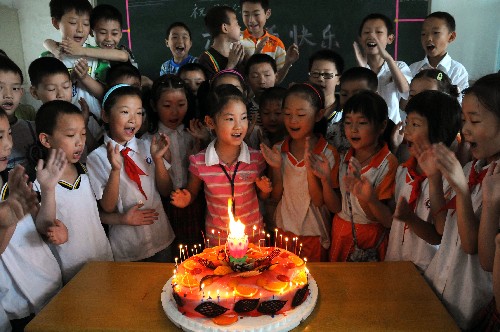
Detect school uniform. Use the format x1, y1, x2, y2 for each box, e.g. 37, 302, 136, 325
365, 61, 412, 124
330, 144, 398, 262
87, 135, 174, 261
240, 29, 287, 69
424, 160, 493, 330
142, 124, 204, 247
0, 276, 11, 332
160, 55, 198, 76
189, 140, 266, 243
409, 53, 469, 96
275, 136, 340, 261
34, 163, 113, 283
385, 157, 449, 272
0, 183, 61, 320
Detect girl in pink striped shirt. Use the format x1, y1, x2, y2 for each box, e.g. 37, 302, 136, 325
171, 84, 272, 244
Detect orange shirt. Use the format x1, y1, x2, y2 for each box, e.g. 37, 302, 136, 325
241, 29, 287, 69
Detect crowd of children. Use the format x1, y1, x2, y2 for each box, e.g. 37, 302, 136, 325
1, 0, 499, 330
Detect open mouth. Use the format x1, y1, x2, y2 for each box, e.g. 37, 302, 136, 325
0, 156, 8, 162
350, 137, 361, 142
1, 102, 13, 110
124, 127, 136, 135
101, 42, 115, 48
469, 142, 478, 149
231, 133, 242, 138
175, 47, 185, 53
73, 36, 84, 43
426, 45, 436, 52
367, 42, 377, 48
73, 151, 83, 159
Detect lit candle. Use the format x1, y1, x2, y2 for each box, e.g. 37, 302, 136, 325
266, 233, 270, 247
217, 289, 220, 302
253, 225, 256, 239
179, 245, 182, 261
280, 234, 283, 248
227, 199, 249, 259
285, 237, 288, 251
208, 291, 211, 300
185, 245, 189, 258
275, 228, 278, 247
207, 238, 210, 248
201, 283, 205, 302
218, 231, 221, 247
175, 257, 178, 268
194, 245, 198, 254
299, 243, 303, 257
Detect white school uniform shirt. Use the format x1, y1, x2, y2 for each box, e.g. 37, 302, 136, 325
0, 277, 11, 332
142, 123, 194, 190
274, 136, 338, 249
365, 61, 412, 124
424, 160, 493, 330
34, 163, 113, 283
87, 135, 175, 261
385, 160, 450, 272
409, 53, 469, 97
0, 184, 62, 320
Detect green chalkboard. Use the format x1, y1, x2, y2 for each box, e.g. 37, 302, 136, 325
96, 0, 429, 84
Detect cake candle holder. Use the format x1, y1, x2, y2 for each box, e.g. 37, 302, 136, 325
227, 199, 248, 265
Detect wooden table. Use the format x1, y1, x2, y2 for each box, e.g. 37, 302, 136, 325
26, 261, 458, 331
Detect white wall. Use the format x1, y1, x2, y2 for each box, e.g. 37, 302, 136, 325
431, 0, 500, 81
1, 0, 499, 107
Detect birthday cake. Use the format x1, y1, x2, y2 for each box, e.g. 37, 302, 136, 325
169, 243, 310, 324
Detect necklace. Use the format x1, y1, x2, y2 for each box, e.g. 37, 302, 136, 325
356, 146, 380, 166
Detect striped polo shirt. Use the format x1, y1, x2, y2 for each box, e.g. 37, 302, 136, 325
241, 29, 286, 69
189, 140, 266, 242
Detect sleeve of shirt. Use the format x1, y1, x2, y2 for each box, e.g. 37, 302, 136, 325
198, 52, 217, 80
160, 62, 167, 76
375, 154, 398, 201
326, 145, 340, 189
86, 149, 110, 200
188, 153, 201, 178
452, 64, 469, 93
274, 43, 287, 69
397, 61, 412, 99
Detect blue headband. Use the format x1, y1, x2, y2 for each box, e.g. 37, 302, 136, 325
103, 84, 130, 107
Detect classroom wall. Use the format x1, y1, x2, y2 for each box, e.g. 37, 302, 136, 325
1, 0, 499, 108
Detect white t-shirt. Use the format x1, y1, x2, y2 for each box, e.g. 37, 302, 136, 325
87, 135, 174, 261
34, 163, 113, 283
424, 160, 493, 330
365, 61, 412, 124
0, 183, 62, 319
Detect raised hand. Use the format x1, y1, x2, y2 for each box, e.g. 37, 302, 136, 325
106, 141, 122, 171
255, 36, 269, 54
7, 165, 38, 218
228, 43, 245, 69
390, 121, 404, 152
255, 176, 272, 193
150, 133, 170, 162
187, 119, 210, 142
260, 143, 282, 169
353, 41, 367, 67
46, 219, 68, 245
414, 143, 439, 178
60, 38, 85, 56
78, 97, 90, 126
373, 34, 393, 61
122, 203, 159, 226
482, 162, 500, 204
72, 58, 89, 81
170, 188, 192, 208
37, 148, 67, 191
433, 143, 467, 192
307, 152, 331, 182
285, 43, 300, 65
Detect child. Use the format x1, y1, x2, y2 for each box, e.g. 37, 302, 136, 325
160, 22, 198, 76
245, 53, 277, 118
308, 49, 344, 148
87, 85, 175, 262
239, 0, 299, 83
34, 100, 113, 283
423, 73, 500, 330
46, 4, 137, 78
44, 0, 105, 140
409, 12, 468, 96
0, 107, 62, 331
385, 90, 461, 272
258, 86, 287, 147
178, 63, 207, 97
260, 83, 340, 262
328, 90, 398, 262
0, 56, 37, 172
142, 75, 205, 248
171, 84, 270, 245
198, 6, 245, 80
105, 62, 142, 89
355, 13, 411, 124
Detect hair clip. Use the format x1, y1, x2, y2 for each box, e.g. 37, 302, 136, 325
210, 69, 245, 84
436, 73, 443, 81
103, 84, 131, 107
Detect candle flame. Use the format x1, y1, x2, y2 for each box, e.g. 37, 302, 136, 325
228, 199, 245, 237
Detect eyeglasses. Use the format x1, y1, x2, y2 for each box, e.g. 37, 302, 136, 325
309, 72, 340, 79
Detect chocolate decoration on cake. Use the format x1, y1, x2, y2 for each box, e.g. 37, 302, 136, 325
234, 299, 260, 313
257, 300, 287, 315
194, 302, 229, 318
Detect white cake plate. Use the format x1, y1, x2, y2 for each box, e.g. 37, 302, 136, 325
161, 275, 318, 332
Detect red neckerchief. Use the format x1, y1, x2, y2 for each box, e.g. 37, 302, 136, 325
121, 147, 148, 200
403, 157, 427, 212
446, 160, 487, 211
